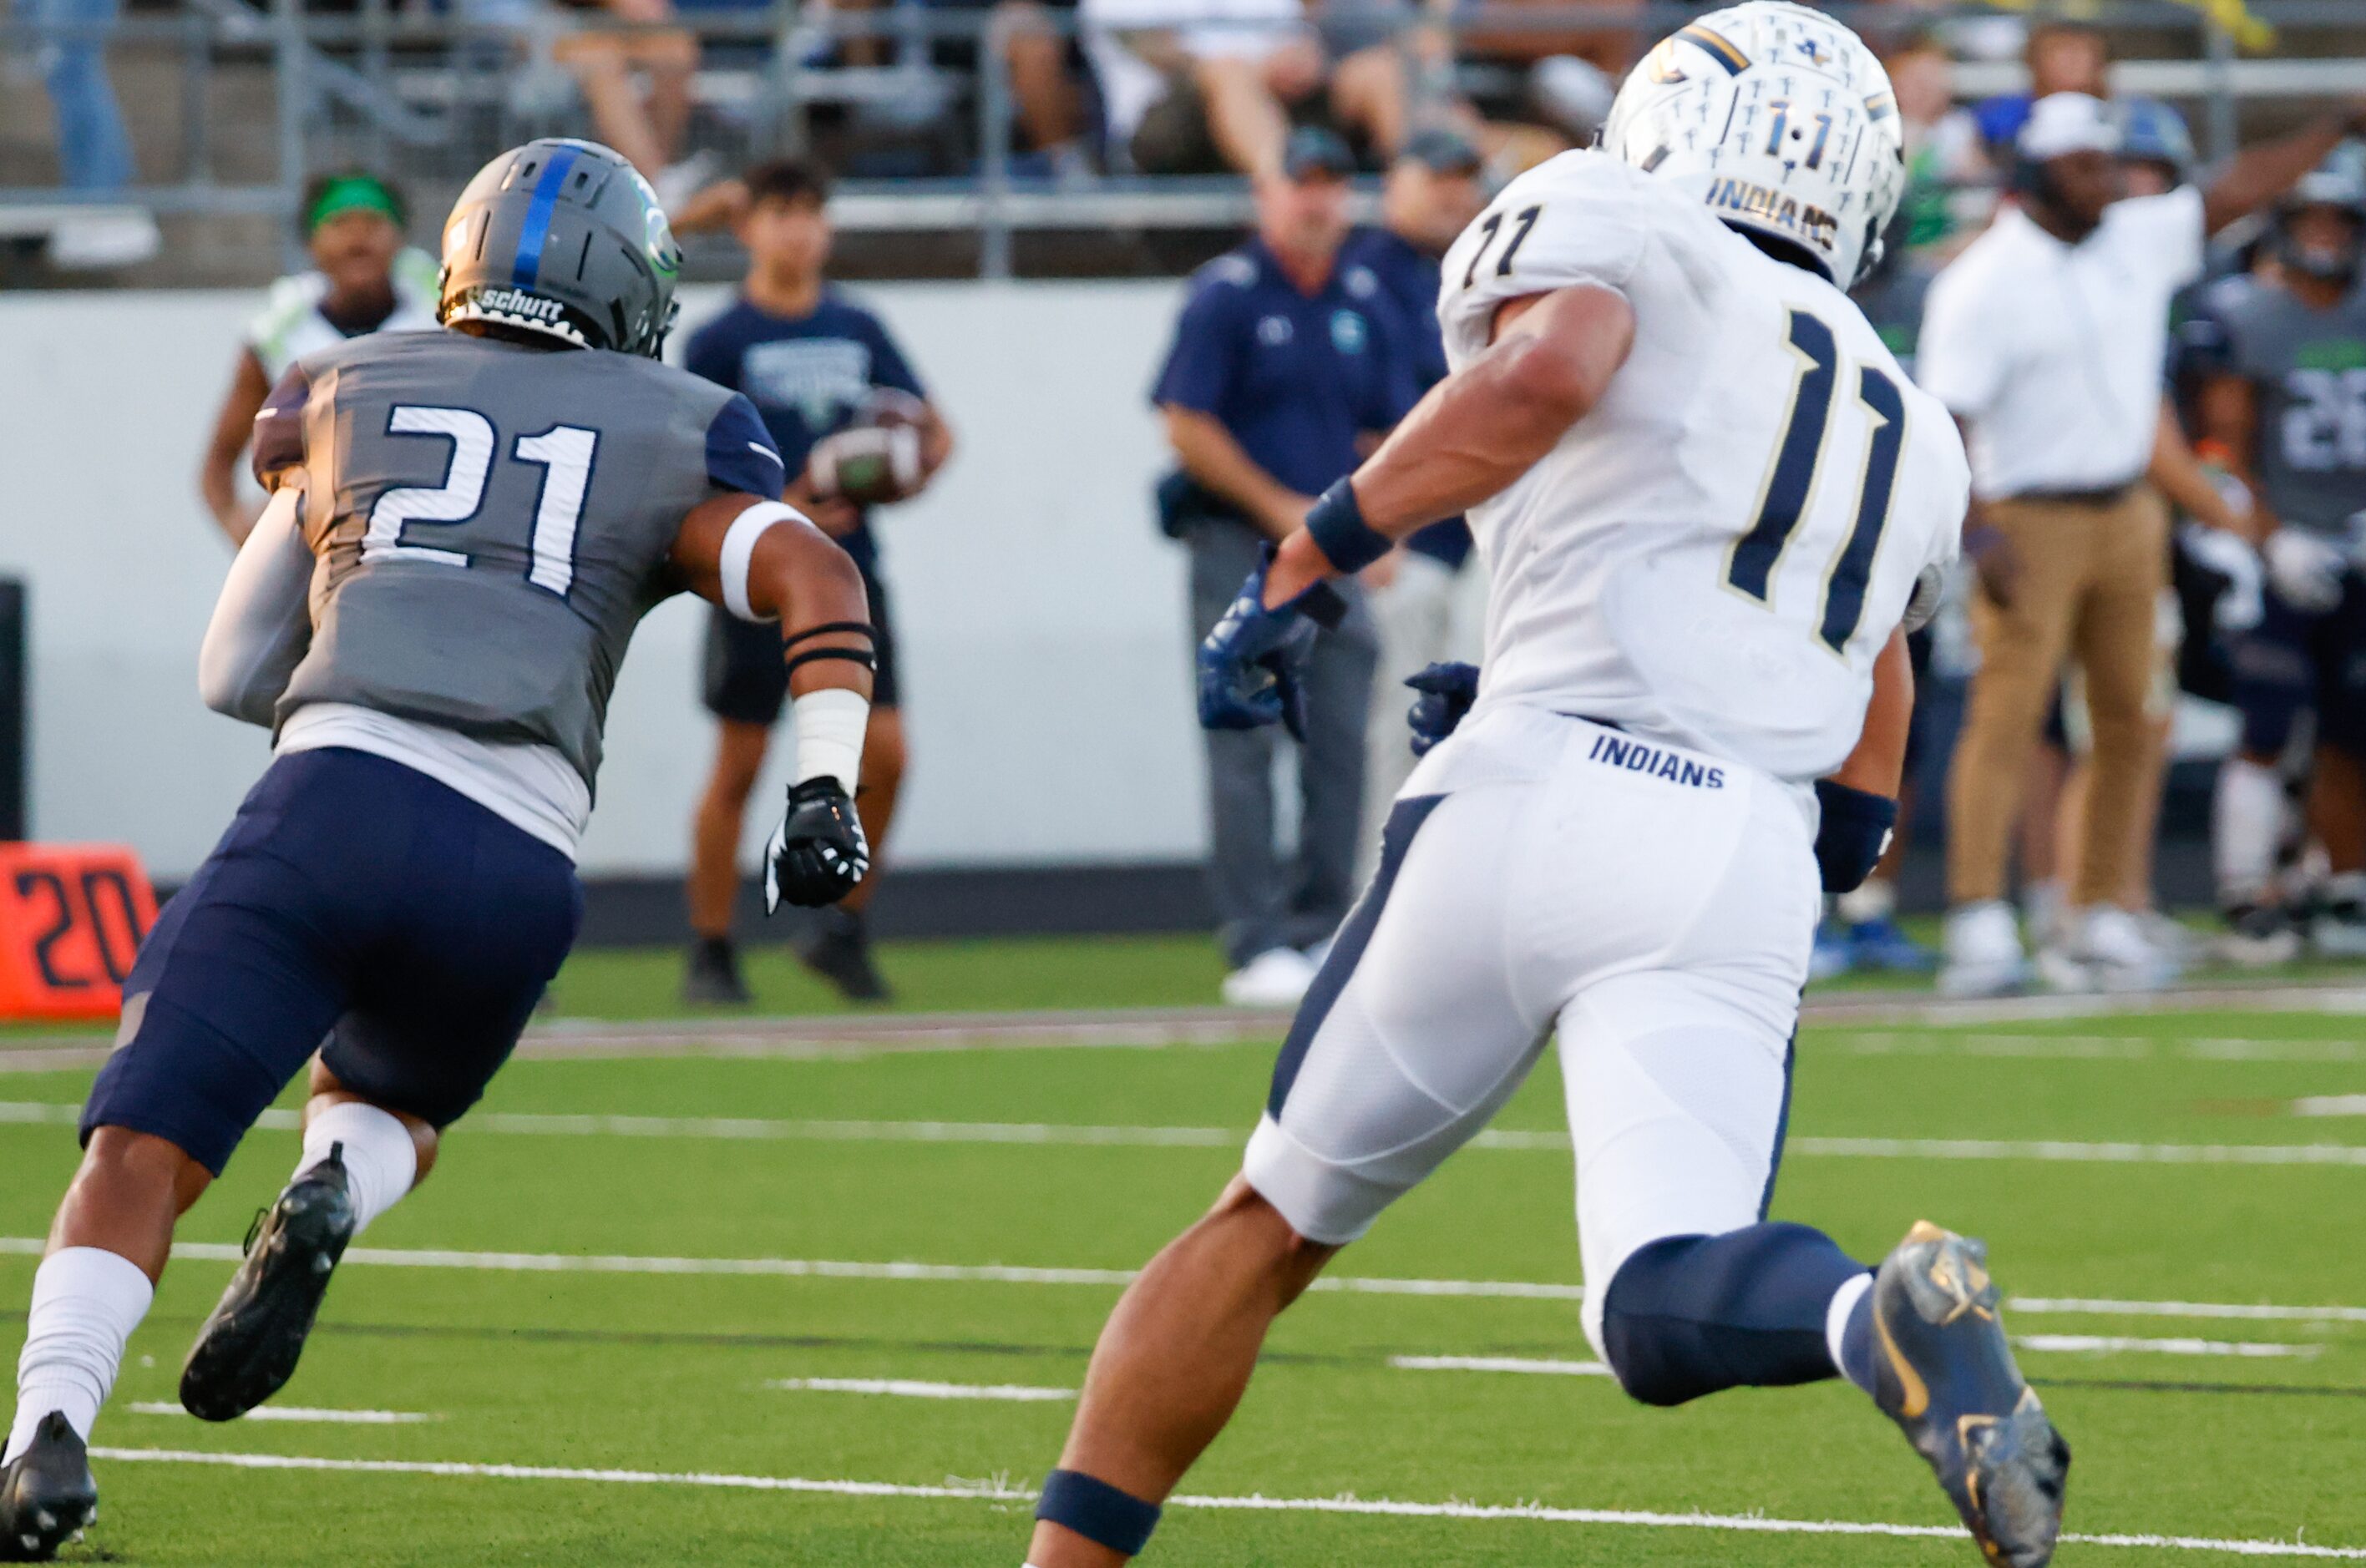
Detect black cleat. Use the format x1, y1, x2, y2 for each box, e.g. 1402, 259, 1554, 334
681, 936, 752, 1006
794, 907, 890, 1003
1868, 1222, 2070, 1568
1, 1413, 96, 1562
180, 1146, 357, 1423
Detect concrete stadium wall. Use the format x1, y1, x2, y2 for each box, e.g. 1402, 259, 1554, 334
0, 281, 1211, 883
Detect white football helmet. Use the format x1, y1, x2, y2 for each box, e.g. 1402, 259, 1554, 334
1600, 1, 1905, 286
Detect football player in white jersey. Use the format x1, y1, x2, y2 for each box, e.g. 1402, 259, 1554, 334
1022, 8, 2068, 1568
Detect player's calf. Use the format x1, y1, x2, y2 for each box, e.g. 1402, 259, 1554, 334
1028, 1179, 1337, 1566
1593, 1222, 1871, 1405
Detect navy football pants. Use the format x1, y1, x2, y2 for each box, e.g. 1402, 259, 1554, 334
84, 747, 582, 1176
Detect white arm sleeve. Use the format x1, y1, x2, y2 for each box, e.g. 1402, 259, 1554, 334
197, 484, 315, 727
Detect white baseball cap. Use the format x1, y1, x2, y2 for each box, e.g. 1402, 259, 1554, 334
2019, 93, 2122, 161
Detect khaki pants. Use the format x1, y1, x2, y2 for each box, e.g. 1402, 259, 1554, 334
1945, 486, 2171, 909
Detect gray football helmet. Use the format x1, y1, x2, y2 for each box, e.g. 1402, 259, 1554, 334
436, 138, 681, 357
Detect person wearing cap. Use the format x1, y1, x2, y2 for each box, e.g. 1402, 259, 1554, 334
1920, 90, 2366, 997
1338, 126, 1487, 873
1152, 125, 1418, 1005
197, 172, 440, 544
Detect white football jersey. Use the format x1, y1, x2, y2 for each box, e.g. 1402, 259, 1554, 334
1436, 151, 1967, 784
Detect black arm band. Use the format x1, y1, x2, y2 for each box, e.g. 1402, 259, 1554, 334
1811, 778, 1899, 895
783, 647, 878, 679
782, 620, 876, 650
1304, 477, 1394, 574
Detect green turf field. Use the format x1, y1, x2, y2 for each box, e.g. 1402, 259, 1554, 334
5, 943, 2366, 1564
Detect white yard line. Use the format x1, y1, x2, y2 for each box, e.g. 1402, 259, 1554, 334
765, 1378, 1075, 1402
1835, 1034, 2366, 1063
2296, 1096, 2366, 1118
128, 1402, 436, 1424
9, 1235, 2363, 1328
1390, 1355, 1614, 1376
2014, 1335, 2322, 1359
81, 1447, 2366, 1558
9, 1101, 2364, 1167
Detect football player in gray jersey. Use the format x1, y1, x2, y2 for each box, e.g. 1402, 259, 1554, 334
2201, 158, 2366, 959
0, 138, 876, 1560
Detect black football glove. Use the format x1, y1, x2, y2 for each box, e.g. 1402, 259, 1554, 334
764, 777, 871, 913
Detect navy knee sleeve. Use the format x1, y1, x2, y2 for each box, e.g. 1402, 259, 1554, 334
1036, 1469, 1162, 1556
1598, 1222, 1869, 1408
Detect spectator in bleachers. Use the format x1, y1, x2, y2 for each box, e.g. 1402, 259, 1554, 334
559, 0, 703, 198
1082, 0, 1411, 176
26, 0, 156, 267
1153, 127, 1411, 1004
196, 172, 441, 545
460, 0, 704, 198
1342, 127, 1485, 874
1884, 31, 1988, 260
1969, 18, 2109, 162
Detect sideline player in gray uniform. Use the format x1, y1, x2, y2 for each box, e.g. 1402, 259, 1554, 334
0, 138, 877, 1560
2202, 159, 2366, 956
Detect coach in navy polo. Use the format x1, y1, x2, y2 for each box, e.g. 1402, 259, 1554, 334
1153, 125, 1419, 1007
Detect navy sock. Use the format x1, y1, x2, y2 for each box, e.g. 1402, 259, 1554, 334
1035, 1469, 1162, 1557
1598, 1222, 1871, 1407
1837, 1281, 1880, 1397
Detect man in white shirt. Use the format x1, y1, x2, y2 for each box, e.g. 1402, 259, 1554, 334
1918, 92, 2366, 996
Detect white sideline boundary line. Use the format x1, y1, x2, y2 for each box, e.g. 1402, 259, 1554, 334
767, 1378, 1074, 1402
128, 1403, 435, 1424
1834, 1034, 2366, 1063
10, 1235, 2366, 1326
81, 1447, 2366, 1559
8, 1101, 2364, 1166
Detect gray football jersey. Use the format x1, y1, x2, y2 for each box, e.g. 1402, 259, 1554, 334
253, 330, 786, 787
2219, 285, 2366, 534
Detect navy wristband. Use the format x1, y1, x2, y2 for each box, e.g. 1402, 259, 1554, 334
1811, 778, 1899, 895
1036, 1469, 1163, 1555
1304, 478, 1393, 574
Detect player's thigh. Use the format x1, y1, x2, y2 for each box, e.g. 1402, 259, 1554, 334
2311, 583, 2366, 759
2231, 592, 2318, 758
1560, 970, 1797, 1356
702, 606, 791, 726
861, 563, 904, 711
1245, 788, 1554, 1245
84, 753, 383, 1176
323, 775, 584, 1131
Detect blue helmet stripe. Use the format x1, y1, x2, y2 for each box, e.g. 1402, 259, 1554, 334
510, 144, 581, 290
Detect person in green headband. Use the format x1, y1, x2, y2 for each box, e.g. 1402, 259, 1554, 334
200, 169, 440, 543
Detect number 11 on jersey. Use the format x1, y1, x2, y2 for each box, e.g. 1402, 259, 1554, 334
1724, 309, 1906, 654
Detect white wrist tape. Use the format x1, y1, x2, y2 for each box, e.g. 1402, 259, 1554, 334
791, 686, 869, 792
719, 501, 803, 622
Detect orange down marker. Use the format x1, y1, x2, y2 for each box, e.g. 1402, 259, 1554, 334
0, 845, 157, 1020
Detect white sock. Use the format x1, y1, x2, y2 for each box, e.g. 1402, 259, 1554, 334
2215, 758, 2286, 907
1825, 1272, 1873, 1374
296, 1101, 418, 1235
1837, 878, 1897, 924
2020, 879, 2066, 945
8, 1247, 155, 1463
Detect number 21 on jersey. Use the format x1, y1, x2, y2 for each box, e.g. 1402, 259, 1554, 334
363, 405, 599, 599
1725, 310, 1905, 655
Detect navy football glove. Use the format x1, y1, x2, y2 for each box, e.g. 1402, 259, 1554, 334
1198, 552, 1345, 742
1406, 661, 1480, 756
764, 777, 871, 913
1811, 778, 1898, 895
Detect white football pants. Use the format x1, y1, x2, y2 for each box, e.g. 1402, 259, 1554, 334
1242, 705, 1821, 1357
